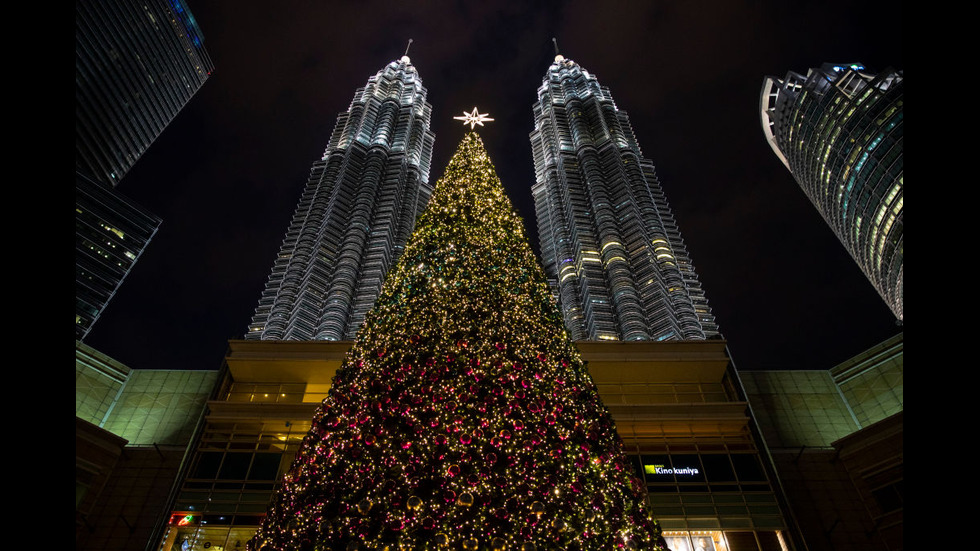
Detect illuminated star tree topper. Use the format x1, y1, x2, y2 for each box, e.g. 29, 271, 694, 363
453, 107, 494, 129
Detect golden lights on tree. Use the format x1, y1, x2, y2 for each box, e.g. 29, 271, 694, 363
249, 132, 662, 551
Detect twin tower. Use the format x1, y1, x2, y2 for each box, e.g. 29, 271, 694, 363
245, 54, 719, 344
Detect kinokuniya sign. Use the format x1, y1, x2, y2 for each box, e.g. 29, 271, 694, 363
645, 464, 700, 476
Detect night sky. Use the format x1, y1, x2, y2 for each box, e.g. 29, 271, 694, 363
83, 1, 903, 373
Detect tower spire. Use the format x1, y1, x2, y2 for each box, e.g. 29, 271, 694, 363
552, 37, 564, 62
401, 39, 413, 63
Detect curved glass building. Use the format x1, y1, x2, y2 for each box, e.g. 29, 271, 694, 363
761, 64, 903, 321
247, 56, 435, 341
531, 55, 718, 342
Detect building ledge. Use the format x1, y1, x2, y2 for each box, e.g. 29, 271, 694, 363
206, 401, 319, 421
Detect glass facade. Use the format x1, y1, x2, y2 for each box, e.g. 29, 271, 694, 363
830, 333, 903, 427
530, 55, 718, 342
739, 370, 860, 449
76, 172, 161, 339
102, 369, 218, 445
157, 340, 346, 551
739, 333, 903, 550
761, 63, 903, 321
740, 332, 903, 448
591, 342, 793, 550
246, 56, 436, 341
165, 419, 310, 550
76, 340, 131, 425
75, 340, 218, 445
75, 0, 209, 337
76, 343, 218, 551
76, 0, 214, 186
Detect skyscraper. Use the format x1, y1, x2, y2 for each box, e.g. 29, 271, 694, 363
530, 54, 718, 342
246, 55, 435, 341
75, 0, 211, 338
76, 0, 214, 186
76, 172, 162, 339
761, 63, 903, 321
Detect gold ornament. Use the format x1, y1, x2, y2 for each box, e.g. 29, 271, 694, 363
357, 498, 372, 515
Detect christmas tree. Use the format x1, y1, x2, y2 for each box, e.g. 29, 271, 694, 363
249, 132, 662, 550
